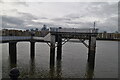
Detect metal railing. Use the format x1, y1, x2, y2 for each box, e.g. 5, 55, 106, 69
49, 27, 98, 33
1, 36, 31, 41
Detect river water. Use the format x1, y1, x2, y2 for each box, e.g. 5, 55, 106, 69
1, 41, 118, 78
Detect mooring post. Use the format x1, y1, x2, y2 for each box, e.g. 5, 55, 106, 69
88, 36, 96, 62
9, 41, 17, 64
30, 41, 35, 59
57, 34, 62, 60
50, 34, 55, 67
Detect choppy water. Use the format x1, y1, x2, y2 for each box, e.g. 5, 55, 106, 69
1, 41, 118, 78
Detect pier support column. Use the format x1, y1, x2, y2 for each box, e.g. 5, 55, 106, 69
50, 35, 56, 67
30, 41, 35, 59
85, 60, 95, 79
88, 36, 96, 62
56, 60, 62, 78
57, 35, 62, 60
29, 57, 35, 76
9, 41, 17, 64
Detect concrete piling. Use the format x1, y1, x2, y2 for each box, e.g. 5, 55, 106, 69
57, 34, 62, 60
30, 41, 35, 59
49, 35, 55, 78
85, 61, 95, 79
56, 60, 62, 78
9, 41, 17, 64
50, 35, 55, 66
88, 36, 96, 62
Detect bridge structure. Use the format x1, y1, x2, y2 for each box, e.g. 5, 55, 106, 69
0, 28, 98, 68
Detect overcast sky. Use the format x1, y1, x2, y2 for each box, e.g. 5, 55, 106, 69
0, 0, 119, 32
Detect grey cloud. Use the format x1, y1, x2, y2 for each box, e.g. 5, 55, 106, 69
2, 14, 56, 29
65, 14, 81, 19
17, 11, 49, 20
119, 2, 120, 14
40, 17, 48, 19
88, 2, 118, 18
0, 0, 4, 3
65, 21, 82, 24
98, 16, 118, 32
63, 2, 118, 32
2, 9, 41, 28
13, 2, 29, 7
10, 9, 18, 12
67, 2, 117, 19
51, 18, 71, 22
2, 2, 118, 32
89, 2, 109, 7
118, 2, 120, 31
2, 15, 24, 25
2, 12, 38, 29
2, 9, 50, 29
31, 21, 62, 28
17, 12, 38, 20
75, 22, 94, 28
102, 3, 118, 15
2, 15, 26, 29
1, 1, 29, 7
6, 9, 38, 21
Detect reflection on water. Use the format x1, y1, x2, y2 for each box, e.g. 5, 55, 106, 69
2, 41, 118, 78
49, 59, 62, 78
56, 60, 62, 78
29, 57, 35, 77
9, 53, 95, 79
49, 62, 55, 78
9, 57, 17, 69
85, 58, 95, 79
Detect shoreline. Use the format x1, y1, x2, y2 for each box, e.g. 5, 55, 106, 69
96, 39, 120, 41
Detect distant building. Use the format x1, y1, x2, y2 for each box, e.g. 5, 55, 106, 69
1, 29, 31, 36
40, 25, 49, 37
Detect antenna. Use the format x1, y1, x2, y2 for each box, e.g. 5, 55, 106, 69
94, 21, 96, 29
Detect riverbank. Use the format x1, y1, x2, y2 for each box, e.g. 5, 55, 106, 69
96, 38, 120, 41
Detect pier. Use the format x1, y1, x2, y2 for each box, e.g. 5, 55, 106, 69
1, 28, 98, 67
